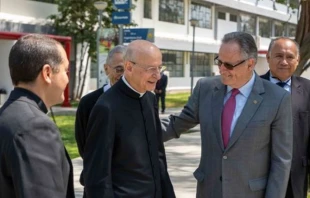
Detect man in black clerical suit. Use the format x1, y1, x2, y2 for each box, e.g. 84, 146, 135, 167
261, 37, 310, 198
0, 34, 74, 198
75, 45, 126, 197
83, 40, 175, 198
155, 71, 168, 113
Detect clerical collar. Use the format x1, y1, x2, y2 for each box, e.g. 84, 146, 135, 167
121, 76, 145, 97
269, 73, 291, 85
14, 87, 48, 114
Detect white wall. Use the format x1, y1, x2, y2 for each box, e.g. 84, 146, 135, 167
0, 40, 15, 104
1, 0, 57, 20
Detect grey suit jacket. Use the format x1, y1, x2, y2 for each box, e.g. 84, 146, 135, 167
162, 74, 293, 198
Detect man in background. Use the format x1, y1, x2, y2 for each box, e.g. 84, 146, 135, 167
155, 70, 168, 113
0, 34, 74, 198
75, 45, 126, 197
83, 40, 175, 198
162, 32, 293, 198
261, 37, 310, 198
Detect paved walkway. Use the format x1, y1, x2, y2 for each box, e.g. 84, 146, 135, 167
72, 132, 201, 198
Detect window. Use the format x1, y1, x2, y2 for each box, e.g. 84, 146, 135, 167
218, 12, 226, 20
191, 2, 212, 29
240, 13, 256, 35
159, 0, 184, 24
29, 0, 56, 3
161, 50, 184, 77
144, 0, 152, 19
259, 18, 271, 38
287, 24, 296, 37
229, 14, 237, 22
191, 53, 212, 77
274, 21, 284, 37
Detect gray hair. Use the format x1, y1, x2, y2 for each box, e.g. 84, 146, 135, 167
222, 32, 258, 63
106, 45, 127, 64
267, 37, 300, 56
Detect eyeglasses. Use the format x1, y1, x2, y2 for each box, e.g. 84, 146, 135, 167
214, 56, 248, 70
129, 61, 165, 74
111, 65, 124, 74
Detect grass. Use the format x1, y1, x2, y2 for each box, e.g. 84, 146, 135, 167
53, 115, 79, 159
165, 92, 190, 108
54, 92, 190, 159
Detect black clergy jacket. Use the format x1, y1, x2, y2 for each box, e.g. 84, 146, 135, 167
0, 88, 75, 198
83, 79, 176, 198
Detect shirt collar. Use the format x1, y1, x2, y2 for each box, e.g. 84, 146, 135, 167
103, 82, 111, 92
269, 72, 291, 86
226, 71, 255, 98
121, 76, 145, 97
14, 87, 48, 114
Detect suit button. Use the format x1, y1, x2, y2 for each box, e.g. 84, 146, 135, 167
220, 176, 222, 181
223, 156, 227, 159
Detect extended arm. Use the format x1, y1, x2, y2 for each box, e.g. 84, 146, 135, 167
161, 79, 201, 142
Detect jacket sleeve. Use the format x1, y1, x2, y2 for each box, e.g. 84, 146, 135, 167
265, 92, 293, 198
75, 99, 88, 158
83, 101, 115, 198
9, 118, 69, 198
161, 78, 201, 142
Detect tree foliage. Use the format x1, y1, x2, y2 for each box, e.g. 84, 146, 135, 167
294, 0, 310, 76
49, 0, 135, 99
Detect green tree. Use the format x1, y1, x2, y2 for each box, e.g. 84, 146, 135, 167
294, 0, 310, 76
50, 0, 135, 99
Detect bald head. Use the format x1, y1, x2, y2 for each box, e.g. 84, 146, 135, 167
123, 40, 162, 93
124, 40, 161, 63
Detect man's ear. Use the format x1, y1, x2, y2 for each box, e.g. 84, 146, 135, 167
125, 61, 133, 72
266, 53, 270, 64
41, 64, 52, 84
104, 64, 109, 75
248, 58, 256, 70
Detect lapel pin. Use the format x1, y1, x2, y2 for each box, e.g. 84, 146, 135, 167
253, 100, 257, 104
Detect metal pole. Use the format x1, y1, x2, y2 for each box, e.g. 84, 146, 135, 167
190, 25, 196, 95
119, 24, 123, 45
96, 10, 103, 89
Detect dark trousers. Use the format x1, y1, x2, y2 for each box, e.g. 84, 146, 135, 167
285, 178, 294, 198
156, 92, 166, 112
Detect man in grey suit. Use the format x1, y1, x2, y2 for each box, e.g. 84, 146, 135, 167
0, 34, 74, 198
261, 37, 310, 198
162, 32, 293, 198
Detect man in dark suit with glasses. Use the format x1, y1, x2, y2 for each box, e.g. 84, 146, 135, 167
75, 45, 126, 197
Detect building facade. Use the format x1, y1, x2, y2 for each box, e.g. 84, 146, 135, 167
0, 0, 305, 101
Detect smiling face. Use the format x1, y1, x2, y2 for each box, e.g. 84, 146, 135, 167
124, 41, 162, 93
267, 38, 299, 81
218, 42, 255, 88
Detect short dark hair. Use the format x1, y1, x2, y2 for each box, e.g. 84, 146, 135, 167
222, 32, 258, 63
267, 37, 300, 55
9, 34, 63, 85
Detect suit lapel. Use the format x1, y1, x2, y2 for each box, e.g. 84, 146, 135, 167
225, 74, 265, 151
291, 76, 302, 111
211, 80, 226, 151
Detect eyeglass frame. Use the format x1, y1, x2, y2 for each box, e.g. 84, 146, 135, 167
214, 56, 249, 70
110, 65, 124, 74
128, 61, 165, 74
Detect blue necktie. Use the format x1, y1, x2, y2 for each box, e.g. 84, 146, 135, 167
276, 82, 286, 88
